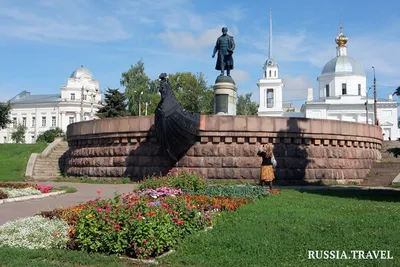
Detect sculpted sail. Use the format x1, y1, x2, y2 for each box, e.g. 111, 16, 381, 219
154, 73, 200, 161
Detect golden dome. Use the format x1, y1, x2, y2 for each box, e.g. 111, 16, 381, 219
335, 26, 348, 46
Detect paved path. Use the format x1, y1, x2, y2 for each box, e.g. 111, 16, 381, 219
1, 183, 399, 226
0, 182, 136, 226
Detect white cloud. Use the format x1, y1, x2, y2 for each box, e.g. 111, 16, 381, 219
159, 26, 222, 51
231, 69, 250, 83
281, 75, 314, 103
0, 2, 130, 42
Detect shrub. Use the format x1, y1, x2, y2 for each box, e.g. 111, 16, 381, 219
36, 127, 65, 143
185, 185, 269, 200
137, 169, 206, 192
66, 195, 212, 258
0, 216, 69, 249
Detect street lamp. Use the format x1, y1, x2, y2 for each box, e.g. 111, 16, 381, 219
134, 91, 144, 116
89, 90, 98, 118
372, 66, 377, 125
145, 101, 151, 116
365, 86, 373, 124
80, 85, 85, 121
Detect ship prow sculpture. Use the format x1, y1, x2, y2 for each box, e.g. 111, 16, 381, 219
154, 73, 200, 162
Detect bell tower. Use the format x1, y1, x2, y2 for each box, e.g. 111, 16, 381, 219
258, 9, 284, 116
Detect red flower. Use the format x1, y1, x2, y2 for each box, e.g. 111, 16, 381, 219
178, 220, 184, 225
143, 239, 147, 243
52, 233, 58, 237
172, 217, 178, 222
138, 215, 143, 220
162, 203, 168, 208
114, 225, 121, 231
96, 190, 102, 195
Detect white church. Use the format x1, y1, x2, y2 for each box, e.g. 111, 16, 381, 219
257, 12, 399, 140
0, 66, 103, 144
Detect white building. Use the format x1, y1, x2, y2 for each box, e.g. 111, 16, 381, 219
0, 66, 103, 144
301, 22, 398, 140
257, 10, 284, 117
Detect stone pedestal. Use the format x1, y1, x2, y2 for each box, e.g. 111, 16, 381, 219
213, 76, 237, 115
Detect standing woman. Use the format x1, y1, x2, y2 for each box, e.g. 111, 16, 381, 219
257, 144, 277, 191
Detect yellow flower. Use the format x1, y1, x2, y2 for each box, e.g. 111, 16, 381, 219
86, 214, 94, 219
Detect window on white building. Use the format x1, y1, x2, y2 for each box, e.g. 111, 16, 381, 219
266, 89, 274, 108
71, 93, 75, 101
42, 116, 46, 127
83, 94, 87, 101
325, 85, 330, 97
32, 117, 36, 127
31, 135, 35, 142
3, 137, 6, 143
69, 117, 75, 124
12, 117, 17, 127
52, 116, 56, 127
22, 117, 26, 127
342, 83, 347, 95
358, 84, 361, 95
274, 70, 276, 77
269, 70, 272, 77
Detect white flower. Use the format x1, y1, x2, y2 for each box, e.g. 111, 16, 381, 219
0, 216, 69, 250
1, 187, 42, 198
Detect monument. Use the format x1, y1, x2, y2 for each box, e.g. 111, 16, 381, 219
212, 27, 237, 115
154, 73, 200, 162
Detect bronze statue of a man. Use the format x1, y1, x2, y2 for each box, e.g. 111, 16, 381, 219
212, 27, 235, 76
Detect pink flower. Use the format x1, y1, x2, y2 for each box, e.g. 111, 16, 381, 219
96, 207, 102, 212
96, 190, 102, 195
172, 217, 178, 222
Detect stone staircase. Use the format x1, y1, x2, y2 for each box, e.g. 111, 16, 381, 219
31, 141, 69, 181
362, 141, 400, 186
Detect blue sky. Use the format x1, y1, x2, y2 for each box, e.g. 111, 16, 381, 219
0, 0, 399, 107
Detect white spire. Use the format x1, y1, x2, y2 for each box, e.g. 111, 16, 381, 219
269, 9, 273, 59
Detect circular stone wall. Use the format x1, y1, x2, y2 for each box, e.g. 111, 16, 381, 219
65, 115, 382, 184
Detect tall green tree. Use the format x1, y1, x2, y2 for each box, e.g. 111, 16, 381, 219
0, 102, 12, 129
168, 72, 214, 113
11, 123, 27, 144
121, 60, 154, 116
236, 93, 259, 115
96, 88, 127, 118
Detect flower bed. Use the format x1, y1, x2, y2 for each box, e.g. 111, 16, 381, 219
2, 169, 269, 260
0, 183, 53, 199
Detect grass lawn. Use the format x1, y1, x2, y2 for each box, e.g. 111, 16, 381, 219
0, 189, 399, 266
0, 246, 149, 267
162, 189, 400, 267
0, 143, 47, 181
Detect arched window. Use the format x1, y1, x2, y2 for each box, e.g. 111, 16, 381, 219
274, 70, 277, 77
269, 70, 272, 77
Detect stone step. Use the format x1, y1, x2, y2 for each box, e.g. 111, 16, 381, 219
32, 177, 58, 181
370, 162, 400, 168
33, 171, 61, 176
35, 161, 60, 167
34, 168, 60, 172
366, 170, 399, 177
